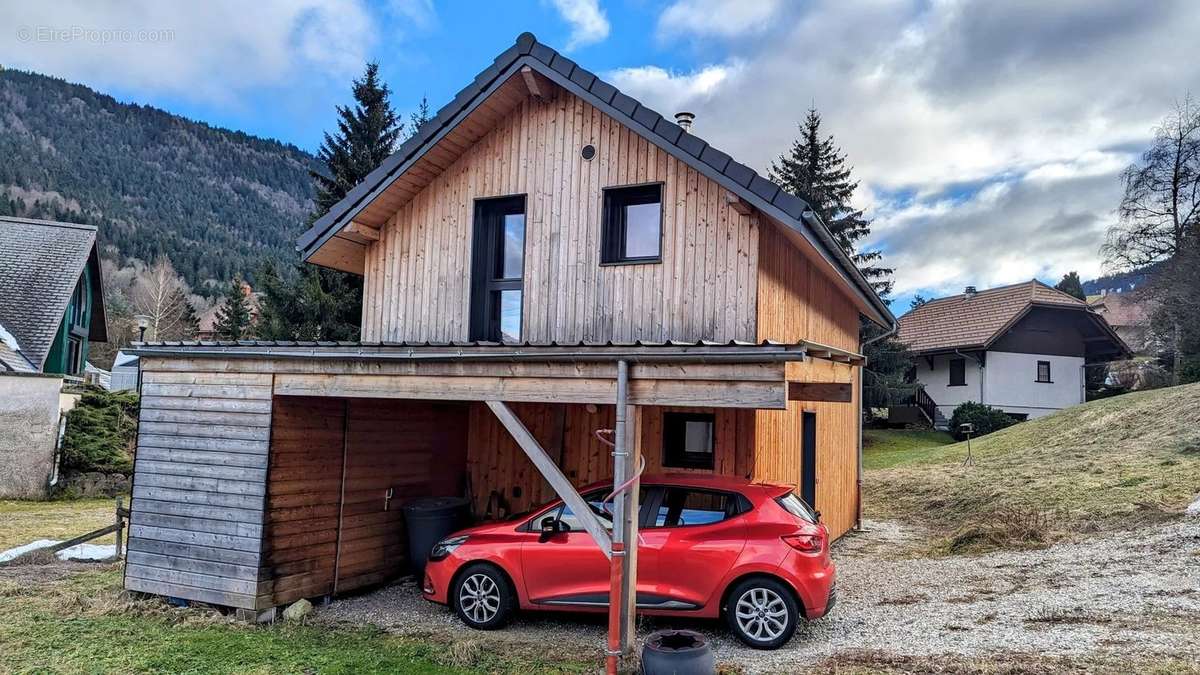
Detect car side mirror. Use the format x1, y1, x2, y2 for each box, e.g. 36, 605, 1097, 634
539, 516, 568, 541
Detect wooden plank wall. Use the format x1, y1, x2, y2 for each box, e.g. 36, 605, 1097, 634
359, 87, 760, 344
262, 397, 469, 607
754, 224, 862, 538
125, 365, 273, 610
260, 396, 344, 606
465, 402, 755, 516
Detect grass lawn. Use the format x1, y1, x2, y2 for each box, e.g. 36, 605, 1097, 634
862, 429, 955, 470
0, 565, 592, 674
863, 383, 1200, 554
0, 498, 119, 550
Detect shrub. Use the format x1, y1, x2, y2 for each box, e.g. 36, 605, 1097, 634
949, 401, 1017, 440
60, 388, 139, 474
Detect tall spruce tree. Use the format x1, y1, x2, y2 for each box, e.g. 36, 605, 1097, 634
1054, 271, 1087, 300
259, 62, 405, 341
214, 277, 253, 340
770, 107, 893, 297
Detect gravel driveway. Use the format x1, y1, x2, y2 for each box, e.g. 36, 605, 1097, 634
318, 516, 1200, 672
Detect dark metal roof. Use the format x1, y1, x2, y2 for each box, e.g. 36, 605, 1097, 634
295, 32, 894, 327
128, 338, 864, 365
0, 216, 108, 370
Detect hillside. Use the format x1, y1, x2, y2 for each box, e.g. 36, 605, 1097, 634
0, 69, 318, 294
864, 383, 1200, 553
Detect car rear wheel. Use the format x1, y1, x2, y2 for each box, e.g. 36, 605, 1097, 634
451, 563, 515, 630
725, 577, 798, 649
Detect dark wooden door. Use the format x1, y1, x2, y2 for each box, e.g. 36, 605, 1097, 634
801, 411, 817, 508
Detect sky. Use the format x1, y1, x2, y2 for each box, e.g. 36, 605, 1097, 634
1, 0, 1198, 311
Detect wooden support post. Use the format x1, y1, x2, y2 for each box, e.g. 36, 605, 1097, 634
620, 403, 642, 651
114, 496, 125, 559
485, 400, 612, 556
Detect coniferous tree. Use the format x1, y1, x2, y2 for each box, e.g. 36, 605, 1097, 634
214, 277, 253, 340
311, 63, 403, 215
409, 95, 431, 139
770, 107, 893, 297
1054, 271, 1087, 300
259, 63, 404, 341
909, 295, 930, 311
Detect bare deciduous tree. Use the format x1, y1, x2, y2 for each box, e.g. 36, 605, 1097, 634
1104, 97, 1200, 384
1104, 96, 1200, 269
131, 257, 194, 341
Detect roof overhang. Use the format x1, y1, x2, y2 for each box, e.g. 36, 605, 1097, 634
295, 33, 894, 329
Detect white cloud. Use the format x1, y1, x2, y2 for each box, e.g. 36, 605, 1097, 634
388, 0, 436, 30
0, 0, 376, 103
546, 0, 610, 51
657, 0, 783, 39
622, 0, 1200, 298
605, 63, 741, 118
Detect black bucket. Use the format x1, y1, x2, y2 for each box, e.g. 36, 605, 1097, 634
641, 629, 716, 675
401, 496, 470, 575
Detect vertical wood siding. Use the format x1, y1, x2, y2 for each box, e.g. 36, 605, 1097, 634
465, 402, 756, 516
754, 224, 862, 538
360, 89, 759, 344
125, 364, 274, 609
261, 397, 469, 607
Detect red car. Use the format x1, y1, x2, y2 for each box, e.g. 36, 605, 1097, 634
422, 474, 835, 649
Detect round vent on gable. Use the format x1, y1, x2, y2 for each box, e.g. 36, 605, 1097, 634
581, 144, 596, 161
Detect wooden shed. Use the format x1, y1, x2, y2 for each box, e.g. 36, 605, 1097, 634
123, 341, 865, 612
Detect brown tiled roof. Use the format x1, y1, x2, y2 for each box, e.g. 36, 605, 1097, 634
897, 280, 1088, 353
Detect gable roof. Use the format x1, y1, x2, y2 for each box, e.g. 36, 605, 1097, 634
296, 32, 893, 328
0, 215, 108, 370
897, 279, 1129, 357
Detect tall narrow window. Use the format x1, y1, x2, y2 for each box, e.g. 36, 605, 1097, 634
1036, 360, 1052, 383
470, 196, 525, 342
949, 358, 966, 386
601, 184, 662, 264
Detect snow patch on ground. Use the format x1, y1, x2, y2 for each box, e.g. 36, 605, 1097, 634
0, 539, 116, 563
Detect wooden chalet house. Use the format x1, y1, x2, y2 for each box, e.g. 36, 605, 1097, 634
123, 33, 895, 645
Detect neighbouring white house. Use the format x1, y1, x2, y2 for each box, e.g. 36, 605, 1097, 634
897, 280, 1130, 427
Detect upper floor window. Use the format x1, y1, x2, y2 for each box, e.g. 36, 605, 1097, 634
662, 411, 714, 470
1036, 360, 1052, 383
68, 277, 87, 328
469, 196, 525, 342
948, 358, 966, 387
601, 183, 662, 264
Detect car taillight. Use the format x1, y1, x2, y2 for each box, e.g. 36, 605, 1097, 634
782, 533, 823, 554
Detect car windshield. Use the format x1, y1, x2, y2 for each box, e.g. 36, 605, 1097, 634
776, 493, 818, 523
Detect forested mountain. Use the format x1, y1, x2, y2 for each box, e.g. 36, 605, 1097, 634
0, 68, 318, 295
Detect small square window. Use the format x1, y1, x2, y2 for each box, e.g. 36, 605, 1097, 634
601, 184, 662, 264
1036, 360, 1052, 383
949, 358, 966, 386
663, 412, 714, 470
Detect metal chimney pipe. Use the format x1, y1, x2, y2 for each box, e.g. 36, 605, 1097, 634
964, 286, 977, 299
674, 111, 695, 132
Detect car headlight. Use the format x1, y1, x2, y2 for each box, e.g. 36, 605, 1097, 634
429, 535, 468, 561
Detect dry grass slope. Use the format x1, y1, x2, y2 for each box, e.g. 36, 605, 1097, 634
865, 383, 1200, 553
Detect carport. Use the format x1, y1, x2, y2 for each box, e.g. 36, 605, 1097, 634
124, 340, 858, 667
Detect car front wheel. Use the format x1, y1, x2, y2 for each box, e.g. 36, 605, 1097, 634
451, 563, 515, 630
725, 577, 799, 649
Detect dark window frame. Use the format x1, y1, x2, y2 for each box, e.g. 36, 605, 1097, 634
1036, 360, 1052, 383
600, 182, 664, 265
469, 195, 527, 342
662, 411, 716, 470
948, 358, 967, 387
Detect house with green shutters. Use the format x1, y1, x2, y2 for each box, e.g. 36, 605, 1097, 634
0, 216, 108, 375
